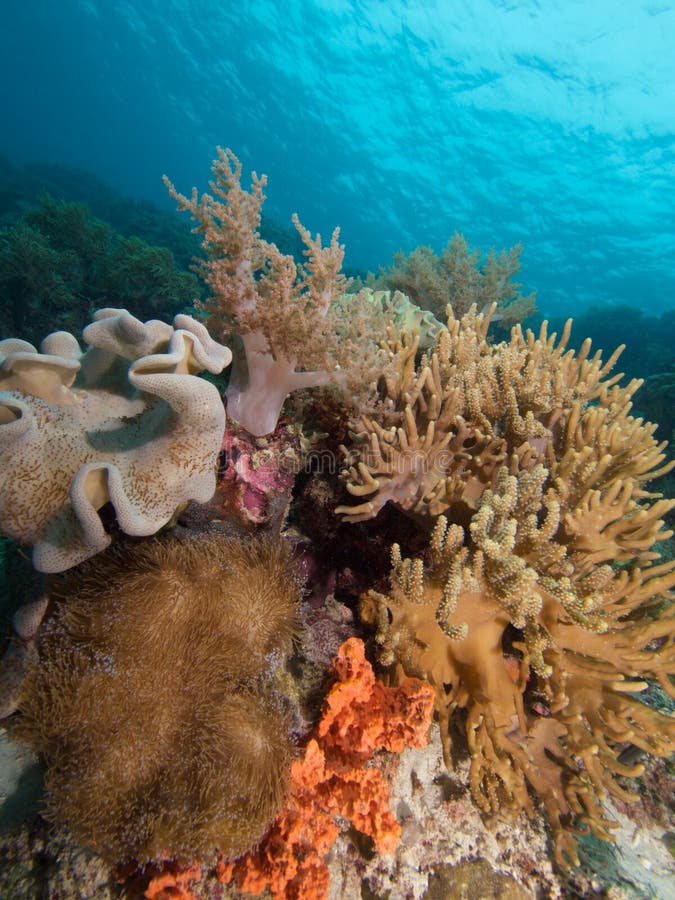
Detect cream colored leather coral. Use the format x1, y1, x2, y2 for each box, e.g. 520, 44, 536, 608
0, 308, 231, 572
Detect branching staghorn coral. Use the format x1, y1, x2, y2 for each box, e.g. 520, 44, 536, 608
337, 303, 640, 523
165, 148, 389, 436
0, 308, 231, 572
370, 233, 537, 324
10, 533, 302, 866
356, 307, 675, 864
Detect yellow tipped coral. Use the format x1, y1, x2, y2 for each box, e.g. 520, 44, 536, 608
337, 303, 649, 524
355, 305, 675, 865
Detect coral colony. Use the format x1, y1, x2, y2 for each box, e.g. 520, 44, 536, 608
0, 148, 673, 897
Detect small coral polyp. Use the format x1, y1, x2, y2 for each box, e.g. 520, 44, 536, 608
356, 306, 675, 865
0, 308, 231, 572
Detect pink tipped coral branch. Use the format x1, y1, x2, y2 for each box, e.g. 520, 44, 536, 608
164, 148, 350, 436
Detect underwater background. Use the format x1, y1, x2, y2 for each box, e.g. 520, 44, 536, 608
2, 0, 675, 320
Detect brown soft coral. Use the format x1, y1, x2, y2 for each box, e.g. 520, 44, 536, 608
10, 533, 302, 866
354, 306, 675, 866
220, 638, 435, 899
373, 233, 536, 323
362, 474, 674, 866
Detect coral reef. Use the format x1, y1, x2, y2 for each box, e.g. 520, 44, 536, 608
1, 146, 673, 898
366, 232, 536, 324
219, 638, 435, 899
0, 308, 231, 572
351, 308, 675, 865
8, 533, 302, 866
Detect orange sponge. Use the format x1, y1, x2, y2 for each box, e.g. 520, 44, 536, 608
219, 637, 435, 900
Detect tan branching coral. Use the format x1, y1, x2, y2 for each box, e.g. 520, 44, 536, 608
10, 533, 302, 866
337, 304, 643, 523
358, 310, 675, 865
0, 309, 231, 572
371, 233, 537, 323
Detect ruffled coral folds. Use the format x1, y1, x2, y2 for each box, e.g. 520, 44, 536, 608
0, 309, 231, 572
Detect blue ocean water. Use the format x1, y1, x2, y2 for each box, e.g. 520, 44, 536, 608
1, 0, 674, 318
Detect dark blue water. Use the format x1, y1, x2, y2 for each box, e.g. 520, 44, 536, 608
2, 0, 674, 318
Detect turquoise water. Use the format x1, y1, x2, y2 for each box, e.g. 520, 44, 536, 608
1, 1, 674, 317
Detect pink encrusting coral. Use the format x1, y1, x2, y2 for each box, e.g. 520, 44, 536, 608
218, 638, 435, 900
215, 423, 302, 530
